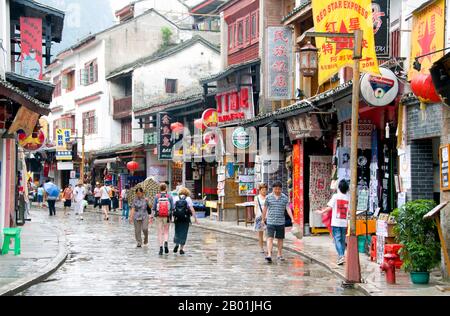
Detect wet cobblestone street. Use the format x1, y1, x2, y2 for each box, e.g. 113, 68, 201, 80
20, 210, 362, 296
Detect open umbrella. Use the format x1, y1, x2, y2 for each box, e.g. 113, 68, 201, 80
44, 182, 60, 198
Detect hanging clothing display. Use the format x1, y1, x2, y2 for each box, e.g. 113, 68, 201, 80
369, 128, 379, 213
309, 156, 333, 228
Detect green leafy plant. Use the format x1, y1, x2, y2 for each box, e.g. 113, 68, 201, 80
161, 27, 173, 47
394, 200, 441, 272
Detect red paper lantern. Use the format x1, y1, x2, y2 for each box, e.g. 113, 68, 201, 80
411, 73, 442, 103
170, 122, 184, 133
127, 161, 139, 172
194, 119, 204, 130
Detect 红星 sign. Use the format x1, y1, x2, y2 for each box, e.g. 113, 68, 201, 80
312, 0, 380, 85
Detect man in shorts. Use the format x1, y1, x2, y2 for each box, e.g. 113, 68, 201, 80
262, 181, 294, 263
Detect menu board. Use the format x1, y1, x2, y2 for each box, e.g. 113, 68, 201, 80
440, 145, 450, 191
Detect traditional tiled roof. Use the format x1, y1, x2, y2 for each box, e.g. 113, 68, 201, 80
281, 0, 312, 23
107, 36, 220, 80
91, 142, 144, 157
134, 86, 217, 117
0, 77, 50, 115
239, 81, 353, 128
6, 72, 55, 104
200, 58, 260, 84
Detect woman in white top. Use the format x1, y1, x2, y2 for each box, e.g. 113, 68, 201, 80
254, 183, 268, 254
100, 183, 111, 221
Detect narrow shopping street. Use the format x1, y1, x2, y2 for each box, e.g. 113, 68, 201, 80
18, 208, 361, 296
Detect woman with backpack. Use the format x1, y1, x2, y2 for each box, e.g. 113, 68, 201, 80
151, 183, 174, 256
173, 187, 198, 255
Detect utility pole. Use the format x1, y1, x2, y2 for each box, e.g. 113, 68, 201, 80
305, 30, 364, 284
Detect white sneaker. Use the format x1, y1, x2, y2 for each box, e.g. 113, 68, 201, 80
337, 257, 345, 265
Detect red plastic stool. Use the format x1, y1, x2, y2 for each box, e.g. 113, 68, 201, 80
370, 236, 377, 262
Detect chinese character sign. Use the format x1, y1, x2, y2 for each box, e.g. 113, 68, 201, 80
372, 0, 390, 57
267, 27, 293, 100
312, 0, 380, 85
408, 0, 445, 80
158, 112, 173, 160
20, 17, 43, 80
293, 141, 304, 229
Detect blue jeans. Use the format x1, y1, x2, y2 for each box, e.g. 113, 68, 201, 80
332, 226, 347, 257
122, 201, 129, 219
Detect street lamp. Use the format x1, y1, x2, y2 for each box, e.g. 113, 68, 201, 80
305, 30, 364, 285
299, 41, 319, 77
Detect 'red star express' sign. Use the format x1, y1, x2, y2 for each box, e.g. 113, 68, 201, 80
312, 0, 380, 85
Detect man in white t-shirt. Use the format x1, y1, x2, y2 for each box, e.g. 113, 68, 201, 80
317, 180, 350, 266
73, 181, 87, 220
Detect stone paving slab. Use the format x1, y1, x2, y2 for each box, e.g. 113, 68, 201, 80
21, 208, 361, 296
79, 206, 450, 296
0, 209, 68, 296
191, 218, 450, 296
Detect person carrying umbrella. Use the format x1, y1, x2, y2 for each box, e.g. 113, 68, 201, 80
44, 179, 60, 217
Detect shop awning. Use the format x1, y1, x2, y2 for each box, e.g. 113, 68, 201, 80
241, 81, 353, 128
92, 142, 144, 157
93, 157, 120, 166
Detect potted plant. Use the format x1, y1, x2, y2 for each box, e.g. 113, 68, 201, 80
393, 200, 441, 284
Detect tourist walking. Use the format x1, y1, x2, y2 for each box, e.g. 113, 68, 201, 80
121, 185, 130, 220
316, 180, 350, 265
44, 180, 59, 217
254, 183, 268, 254
129, 188, 151, 248
73, 181, 87, 220
62, 185, 73, 216
100, 183, 111, 221
151, 183, 174, 256
173, 187, 198, 255
111, 186, 119, 212
37, 185, 44, 208
262, 181, 294, 263
93, 182, 102, 209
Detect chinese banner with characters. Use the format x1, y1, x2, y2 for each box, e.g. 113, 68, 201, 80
293, 141, 304, 229
267, 27, 293, 100
312, 0, 380, 85
372, 0, 390, 57
56, 129, 72, 161
408, 0, 445, 80
157, 112, 173, 160
20, 17, 43, 80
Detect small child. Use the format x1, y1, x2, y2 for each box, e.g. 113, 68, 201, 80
316, 180, 350, 266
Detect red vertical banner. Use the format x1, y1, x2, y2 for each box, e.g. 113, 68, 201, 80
293, 140, 304, 230
20, 17, 43, 80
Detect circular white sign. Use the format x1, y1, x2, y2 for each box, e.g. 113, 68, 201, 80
360, 67, 399, 107
232, 127, 253, 150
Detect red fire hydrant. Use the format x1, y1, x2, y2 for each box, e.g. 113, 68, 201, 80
380, 253, 397, 284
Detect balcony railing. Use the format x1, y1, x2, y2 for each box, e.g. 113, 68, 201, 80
113, 96, 132, 120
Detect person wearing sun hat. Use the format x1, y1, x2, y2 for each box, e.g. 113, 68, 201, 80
73, 180, 87, 220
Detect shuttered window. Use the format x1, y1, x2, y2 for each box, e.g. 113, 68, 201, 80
165, 79, 178, 94
82, 111, 97, 135
121, 118, 132, 144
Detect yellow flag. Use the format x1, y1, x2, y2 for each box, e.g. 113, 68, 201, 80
408, 0, 445, 80
312, 0, 380, 86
